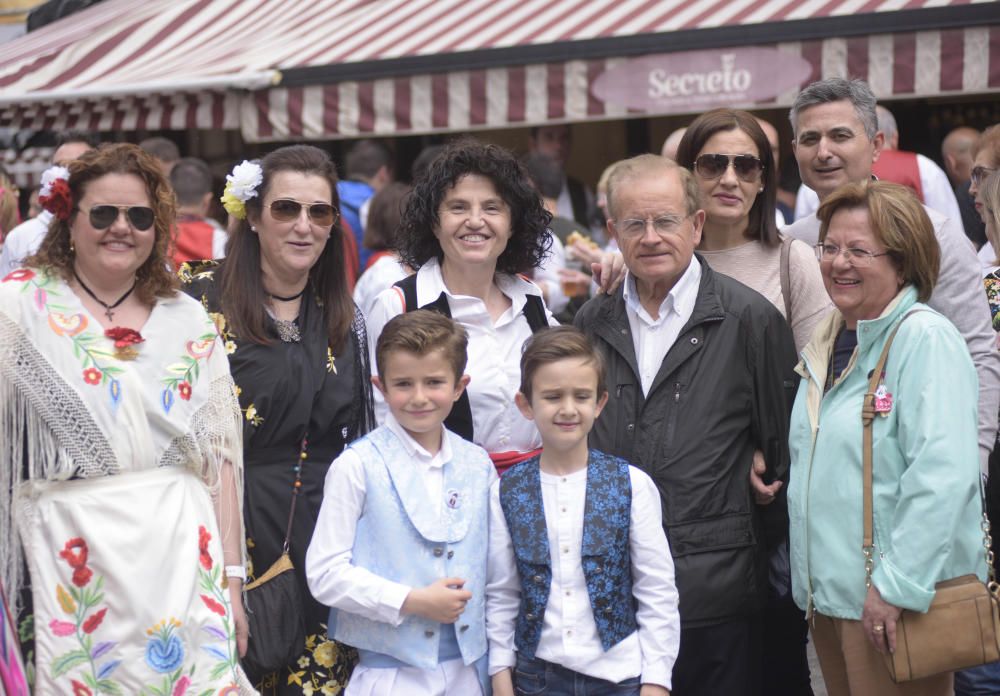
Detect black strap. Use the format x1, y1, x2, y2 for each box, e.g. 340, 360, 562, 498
779, 234, 793, 323
393, 273, 550, 443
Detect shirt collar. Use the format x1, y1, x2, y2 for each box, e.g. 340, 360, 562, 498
623, 255, 701, 323
384, 411, 452, 469
416, 256, 542, 318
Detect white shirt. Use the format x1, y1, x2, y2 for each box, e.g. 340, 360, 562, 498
366, 257, 558, 455
794, 154, 962, 224
306, 415, 479, 625
622, 258, 702, 396
353, 253, 410, 319
486, 464, 680, 688
532, 231, 569, 314
0, 211, 51, 277
980, 242, 997, 269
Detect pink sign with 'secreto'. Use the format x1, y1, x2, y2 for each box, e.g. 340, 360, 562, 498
592, 47, 813, 112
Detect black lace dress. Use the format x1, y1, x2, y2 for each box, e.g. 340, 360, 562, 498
181, 260, 375, 695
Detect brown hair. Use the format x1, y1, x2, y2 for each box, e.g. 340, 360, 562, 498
675, 108, 779, 247
0, 168, 19, 239
220, 145, 354, 350
973, 124, 1000, 167
981, 170, 1000, 266
519, 326, 606, 401
605, 154, 701, 220
375, 310, 468, 382
817, 180, 940, 302
27, 143, 179, 303
362, 182, 410, 252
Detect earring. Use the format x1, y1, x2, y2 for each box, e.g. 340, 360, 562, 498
69, 239, 75, 253
250, 225, 257, 232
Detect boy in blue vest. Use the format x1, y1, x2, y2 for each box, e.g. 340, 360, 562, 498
486, 326, 679, 696
306, 310, 496, 695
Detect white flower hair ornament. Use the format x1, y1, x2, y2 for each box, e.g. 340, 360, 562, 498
38, 165, 73, 221
220, 160, 263, 220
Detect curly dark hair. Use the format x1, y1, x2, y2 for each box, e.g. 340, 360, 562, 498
397, 138, 552, 275
27, 142, 179, 303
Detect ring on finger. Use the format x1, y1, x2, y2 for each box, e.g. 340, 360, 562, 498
873, 624, 885, 633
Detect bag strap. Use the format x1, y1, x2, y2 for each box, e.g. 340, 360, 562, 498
282, 436, 308, 553
779, 234, 793, 322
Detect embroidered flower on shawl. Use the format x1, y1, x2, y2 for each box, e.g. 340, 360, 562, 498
313, 640, 337, 668
199, 595, 226, 617
48, 311, 88, 337
71, 680, 92, 696
82, 608, 107, 634
198, 525, 213, 570
178, 381, 193, 401
39, 165, 72, 221
59, 538, 89, 569
220, 160, 262, 220
2, 268, 35, 283
82, 367, 103, 386
105, 326, 144, 361
144, 618, 186, 673
172, 676, 191, 696
49, 619, 76, 637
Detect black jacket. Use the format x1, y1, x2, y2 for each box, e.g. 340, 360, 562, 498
575, 257, 799, 627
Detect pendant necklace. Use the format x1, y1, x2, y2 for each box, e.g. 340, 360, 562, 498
73, 270, 137, 322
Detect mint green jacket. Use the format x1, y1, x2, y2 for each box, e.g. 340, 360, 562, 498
788, 286, 986, 619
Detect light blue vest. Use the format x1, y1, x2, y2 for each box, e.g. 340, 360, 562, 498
329, 425, 492, 671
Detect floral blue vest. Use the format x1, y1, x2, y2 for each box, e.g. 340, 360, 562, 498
498, 450, 637, 657
329, 425, 492, 671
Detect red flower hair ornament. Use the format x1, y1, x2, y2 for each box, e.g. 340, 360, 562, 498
38, 165, 73, 222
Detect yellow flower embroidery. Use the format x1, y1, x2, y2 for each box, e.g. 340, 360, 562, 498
225, 340, 237, 355
244, 404, 263, 426
56, 584, 75, 614
327, 347, 337, 374
313, 640, 337, 668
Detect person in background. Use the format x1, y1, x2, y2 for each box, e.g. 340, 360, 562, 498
660, 127, 687, 161
970, 125, 1000, 266
338, 139, 394, 270
169, 157, 227, 267
352, 181, 413, 318
529, 124, 600, 237
979, 170, 1000, 594
138, 135, 180, 177
0, 130, 96, 277
790, 181, 985, 696
942, 126, 987, 250
755, 116, 795, 226
181, 145, 375, 695
412, 144, 446, 183
0, 166, 20, 246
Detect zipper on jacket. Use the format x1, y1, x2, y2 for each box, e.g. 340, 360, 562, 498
801, 359, 823, 622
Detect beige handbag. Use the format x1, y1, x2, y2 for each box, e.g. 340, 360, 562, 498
862, 315, 1000, 683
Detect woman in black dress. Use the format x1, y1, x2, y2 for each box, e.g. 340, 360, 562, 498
181, 145, 374, 695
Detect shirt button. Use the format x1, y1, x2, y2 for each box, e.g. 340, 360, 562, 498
626, 424, 634, 433
562, 547, 569, 554
566, 630, 573, 637
447, 550, 454, 559
561, 477, 567, 483
433, 548, 443, 557
460, 624, 469, 632
690, 337, 699, 345
565, 590, 571, 596
425, 630, 435, 638
561, 507, 567, 513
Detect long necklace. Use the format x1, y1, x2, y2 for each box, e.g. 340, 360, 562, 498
73, 269, 137, 322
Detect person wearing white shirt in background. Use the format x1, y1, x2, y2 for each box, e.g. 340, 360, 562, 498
0, 132, 95, 278
307, 310, 496, 696
487, 326, 678, 696
352, 182, 413, 318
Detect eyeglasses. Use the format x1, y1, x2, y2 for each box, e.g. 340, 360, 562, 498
814, 243, 891, 267
81, 205, 155, 231
615, 215, 689, 239
971, 166, 998, 187
694, 153, 764, 183
268, 199, 338, 226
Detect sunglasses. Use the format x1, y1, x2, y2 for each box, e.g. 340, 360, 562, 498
269, 199, 338, 226
82, 205, 155, 231
694, 153, 764, 183
971, 165, 997, 187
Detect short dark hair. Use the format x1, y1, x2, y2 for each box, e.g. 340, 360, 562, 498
363, 182, 411, 252
28, 143, 178, 303
170, 157, 214, 206
521, 152, 563, 200
139, 136, 180, 164
375, 310, 469, 382
676, 108, 779, 247
411, 144, 446, 183
345, 139, 393, 180
817, 180, 939, 302
519, 326, 606, 402
56, 130, 99, 149
396, 138, 552, 274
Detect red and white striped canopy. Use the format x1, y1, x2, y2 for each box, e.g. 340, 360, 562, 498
0, 0, 996, 141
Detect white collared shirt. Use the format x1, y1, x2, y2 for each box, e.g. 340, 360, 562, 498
0, 211, 51, 278
486, 464, 680, 688
305, 415, 456, 626
366, 257, 558, 455
622, 258, 702, 396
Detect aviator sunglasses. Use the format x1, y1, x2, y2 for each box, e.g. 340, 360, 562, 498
80, 205, 155, 231
694, 153, 764, 183
268, 199, 338, 226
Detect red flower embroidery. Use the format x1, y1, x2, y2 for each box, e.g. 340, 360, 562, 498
104, 326, 145, 349
2, 268, 35, 283
82, 608, 106, 634
59, 538, 88, 569
200, 594, 226, 616
178, 381, 192, 401
72, 566, 93, 587
198, 525, 213, 570
39, 178, 72, 221
82, 367, 102, 385
71, 680, 92, 696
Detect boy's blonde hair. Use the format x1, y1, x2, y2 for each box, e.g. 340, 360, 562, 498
519, 326, 606, 401
375, 310, 468, 381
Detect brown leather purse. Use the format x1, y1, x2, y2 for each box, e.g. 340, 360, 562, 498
862, 314, 1000, 682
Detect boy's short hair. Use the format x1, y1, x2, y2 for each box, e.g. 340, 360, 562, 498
375, 310, 469, 381
519, 326, 606, 401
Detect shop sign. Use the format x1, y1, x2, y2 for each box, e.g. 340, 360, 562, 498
592, 47, 812, 112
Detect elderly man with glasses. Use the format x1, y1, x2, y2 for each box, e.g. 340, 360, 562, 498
574, 154, 798, 696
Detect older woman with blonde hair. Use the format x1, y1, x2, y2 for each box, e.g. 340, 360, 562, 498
789, 181, 986, 696
0, 143, 252, 693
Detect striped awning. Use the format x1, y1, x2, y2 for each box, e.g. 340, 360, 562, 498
0, 0, 996, 141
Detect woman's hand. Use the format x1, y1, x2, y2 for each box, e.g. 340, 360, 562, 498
228, 580, 249, 657
862, 584, 902, 654
590, 251, 627, 295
